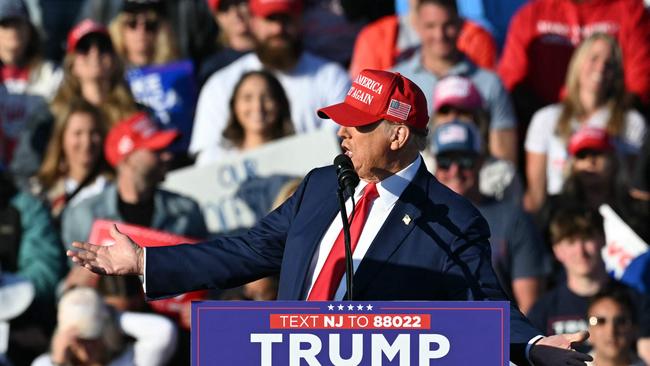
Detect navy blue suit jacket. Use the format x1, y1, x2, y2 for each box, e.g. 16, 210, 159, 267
146, 162, 541, 364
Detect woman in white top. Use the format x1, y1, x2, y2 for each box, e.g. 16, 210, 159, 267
524, 33, 647, 212
30, 100, 111, 222
196, 70, 295, 166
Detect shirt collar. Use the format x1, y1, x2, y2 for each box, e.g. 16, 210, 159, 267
406, 50, 474, 76
355, 156, 422, 208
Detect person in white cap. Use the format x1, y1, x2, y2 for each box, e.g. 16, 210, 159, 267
31, 287, 177, 366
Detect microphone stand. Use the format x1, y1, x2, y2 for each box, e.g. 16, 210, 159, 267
336, 187, 355, 301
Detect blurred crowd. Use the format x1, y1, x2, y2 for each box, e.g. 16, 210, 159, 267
0, 0, 649, 365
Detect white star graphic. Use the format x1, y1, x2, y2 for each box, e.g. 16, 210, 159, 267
357, 304, 364, 310
328, 304, 334, 311
338, 304, 344, 311
366, 304, 373, 311
347, 304, 354, 311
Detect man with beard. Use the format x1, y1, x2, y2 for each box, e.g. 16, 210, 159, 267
189, 0, 350, 156
60, 111, 207, 313
62, 111, 208, 251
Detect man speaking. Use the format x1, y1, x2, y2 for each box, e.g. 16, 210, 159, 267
68, 69, 591, 365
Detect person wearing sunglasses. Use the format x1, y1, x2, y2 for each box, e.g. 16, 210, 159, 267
587, 285, 645, 366
431, 75, 517, 164
9, 19, 139, 188
108, 0, 179, 67
431, 121, 552, 315
536, 128, 650, 251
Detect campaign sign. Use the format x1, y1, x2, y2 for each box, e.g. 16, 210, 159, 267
192, 301, 509, 365
163, 130, 340, 233
88, 219, 207, 326
126, 60, 197, 151
599, 204, 648, 279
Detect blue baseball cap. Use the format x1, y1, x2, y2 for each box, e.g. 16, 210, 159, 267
0, 0, 29, 22
430, 121, 481, 155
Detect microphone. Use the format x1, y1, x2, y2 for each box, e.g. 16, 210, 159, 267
333, 153, 358, 301
334, 154, 359, 197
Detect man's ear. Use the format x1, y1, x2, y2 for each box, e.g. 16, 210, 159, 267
390, 125, 410, 151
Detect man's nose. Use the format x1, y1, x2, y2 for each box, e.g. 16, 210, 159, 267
337, 126, 348, 138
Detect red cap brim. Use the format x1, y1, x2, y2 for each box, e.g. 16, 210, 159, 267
140, 130, 179, 151
317, 103, 382, 127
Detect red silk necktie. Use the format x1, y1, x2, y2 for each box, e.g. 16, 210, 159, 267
307, 183, 380, 300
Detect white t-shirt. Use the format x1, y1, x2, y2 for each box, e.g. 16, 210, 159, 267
189, 52, 350, 155
524, 104, 647, 194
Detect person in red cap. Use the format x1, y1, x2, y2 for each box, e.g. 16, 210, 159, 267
536, 127, 650, 248
62, 111, 207, 251
199, 0, 255, 85
69, 69, 592, 366
523, 34, 647, 214
189, 0, 350, 157
60, 111, 207, 320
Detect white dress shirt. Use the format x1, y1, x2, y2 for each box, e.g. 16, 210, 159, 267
303, 157, 422, 300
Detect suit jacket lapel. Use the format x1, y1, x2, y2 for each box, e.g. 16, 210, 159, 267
287, 188, 341, 300
350, 164, 429, 298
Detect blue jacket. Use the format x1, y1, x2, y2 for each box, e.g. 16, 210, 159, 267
61, 184, 208, 249
145, 163, 541, 364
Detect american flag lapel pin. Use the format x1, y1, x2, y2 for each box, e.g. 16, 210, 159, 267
402, 214, 411, 225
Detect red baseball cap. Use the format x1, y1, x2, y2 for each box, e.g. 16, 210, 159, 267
67, 19, 110, 54
568, 127, 613, 156
249, 0, 302, 17
433, 76, 483, 112
105, 112, 179, 167
318, 69, 429, 130
207, 0, 220, 11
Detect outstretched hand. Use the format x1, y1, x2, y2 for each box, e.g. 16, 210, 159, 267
66, 225, 144, 276
529, 331, 593, 366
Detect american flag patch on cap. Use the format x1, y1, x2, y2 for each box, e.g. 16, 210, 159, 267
386, 99, 411, 120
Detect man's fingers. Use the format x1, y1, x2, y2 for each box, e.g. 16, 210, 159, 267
566, 330, 590, 345
75, 249, 98, 262
71, 241, 100, 252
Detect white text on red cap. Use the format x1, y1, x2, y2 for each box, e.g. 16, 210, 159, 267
347, 75, 384, 106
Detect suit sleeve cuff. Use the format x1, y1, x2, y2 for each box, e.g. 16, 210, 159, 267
141, 247, 147, 293
526, 335, 545, 365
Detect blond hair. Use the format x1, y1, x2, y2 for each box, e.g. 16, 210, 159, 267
108, 11, 179, 66
556, 33, 627, 141
51, 53, 138, 126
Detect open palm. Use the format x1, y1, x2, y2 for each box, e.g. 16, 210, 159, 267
67, 225, 144, 276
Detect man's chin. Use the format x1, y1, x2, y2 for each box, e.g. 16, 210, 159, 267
256, 40, 302, 71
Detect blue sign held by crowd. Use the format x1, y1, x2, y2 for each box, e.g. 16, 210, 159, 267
126, 60, 197, 152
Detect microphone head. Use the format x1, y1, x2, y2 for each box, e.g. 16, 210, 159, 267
333, 154, 359, 195
333, 153, 353, 169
